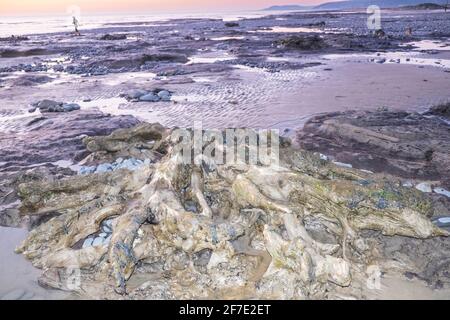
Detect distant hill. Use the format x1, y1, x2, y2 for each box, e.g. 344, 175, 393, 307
314, 0, 446, 10
263, 5, 313, 11
400, 2, 446, 9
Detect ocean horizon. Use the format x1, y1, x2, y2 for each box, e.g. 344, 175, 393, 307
0, 9, 298, 37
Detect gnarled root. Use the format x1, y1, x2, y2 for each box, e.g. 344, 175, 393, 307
15, 123, 448, 299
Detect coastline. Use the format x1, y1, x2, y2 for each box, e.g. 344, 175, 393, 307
0, 8, 449, 300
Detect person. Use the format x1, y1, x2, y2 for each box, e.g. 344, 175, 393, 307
73, 16, 81, 36
405, 27, 412, 37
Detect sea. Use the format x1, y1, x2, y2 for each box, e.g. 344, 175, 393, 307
0, 10, 296, 37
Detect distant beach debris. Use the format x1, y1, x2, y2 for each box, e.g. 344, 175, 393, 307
100, 33, 127, 41
374, 29, 386, 38
276, 35, 328, 50
121, 88, 173, 102
30, 99, 81, 113
224, 22, 240, 28
0, 35, 29, 42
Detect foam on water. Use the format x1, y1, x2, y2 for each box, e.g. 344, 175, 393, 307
187, 51, 236, 64
323, 51, 450, 69
404, 39, 450, 52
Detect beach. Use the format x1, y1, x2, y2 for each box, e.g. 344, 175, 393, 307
1, 8, 450, 300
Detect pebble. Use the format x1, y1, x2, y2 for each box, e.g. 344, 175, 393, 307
78, 157, 150, 175
126, 89, 148, 99
37, 99, 61, 109
402, 181, 414, 188
433, 187, 450, 198
333, 161, 353, 168
92, 237, 104, 247
95, 163, 114, 173
82, 237, 94, 249
415, 182, 432, 193
433, 217, 450, 228
62, 103, 81, 112
157, 90, 171, 101
78, 166, 96, 175
139, 93, 161, 102
101, 219, 113, 233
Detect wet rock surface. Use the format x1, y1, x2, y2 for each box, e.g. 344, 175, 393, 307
297, 106, 450, 188
0, 110, 140, 228
1, 10, 449, 77
0, 110, 139, 173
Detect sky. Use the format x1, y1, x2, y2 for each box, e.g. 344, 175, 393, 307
0, 0, 327, 16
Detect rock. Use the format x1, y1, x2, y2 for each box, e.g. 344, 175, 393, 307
139, 93, 161, 102
157, 90, 171, 101
37, 99, 62, 109
432, 217, 450, 229
277, 35, 327, 50
425, 103, 450, 119
99, 232, 107, 238
78, 166, 96, 175
402, 181, 414, 188
374, 29, 386, 38
375, 58, 386, 64
101, 220, 113, 233
125, 89, 148, 100
116, 158, 145, 171
333, 161, 353, 168
28, 107, 36, 113
1, 289, 26, 300
100, 34, 127, 40
297, 108, 450, 186
0, 109, 140, 174
82, 237, 94, 248
53, 64, 64, 72
434, 187, 450, 198
62, 103, 81, 112
95, 163, 113, 173
415, 182, 432, 193
225, 22, 239, 27
92, 237, 104, 247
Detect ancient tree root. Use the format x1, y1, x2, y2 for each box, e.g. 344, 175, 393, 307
15, 123, 448, 299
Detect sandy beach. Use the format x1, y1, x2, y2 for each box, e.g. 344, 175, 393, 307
1, 8, 449, 300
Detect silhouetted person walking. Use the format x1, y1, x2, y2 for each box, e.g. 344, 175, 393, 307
73, 16, 81, 36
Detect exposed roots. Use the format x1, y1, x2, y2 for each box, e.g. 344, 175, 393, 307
15, 123, 448, 299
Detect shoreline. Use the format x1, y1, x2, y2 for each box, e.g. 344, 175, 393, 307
1, 8, 450, 300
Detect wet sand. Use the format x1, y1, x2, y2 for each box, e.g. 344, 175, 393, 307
1, 54, 449, 133
0, 227, 69, 300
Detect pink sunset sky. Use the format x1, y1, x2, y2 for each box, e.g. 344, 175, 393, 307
0, 0, 332, 15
